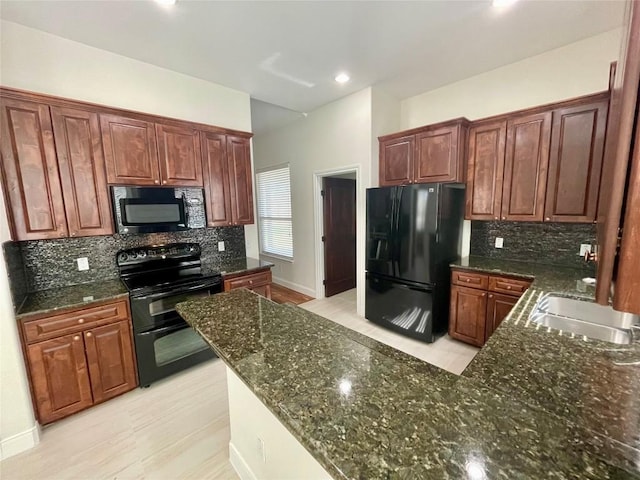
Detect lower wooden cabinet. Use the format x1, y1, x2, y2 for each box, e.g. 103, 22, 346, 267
449, 269, 531, 346
21, 299, 138, 424
223, 269, 273, 300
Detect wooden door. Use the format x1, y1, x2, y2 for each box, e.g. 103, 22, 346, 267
100, 113, 160, 185
501, 112, 551, 221
156, 123, 203, 187
84, 321, 137, 404
415, 124, 463, 183
323, 177, 356, 297
201, 131, 232, 226
544, 100, 608, 223
27, 334, 93, 424
379, 135, 414, 186
485, 293, 518, 341
465, 121, 507, 220
0, 98, 68, 240
448, 285, 487, 347
227, 135, 254, 225
50, 106, 113, 237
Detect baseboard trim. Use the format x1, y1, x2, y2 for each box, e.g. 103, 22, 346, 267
229, 441, 258, 480
271, 277, 316, 298
0, 423, 39, 461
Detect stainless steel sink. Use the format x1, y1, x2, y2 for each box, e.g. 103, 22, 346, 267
529, 312, 633, 345
536, 295, 639, 329
529, 294, 638, 345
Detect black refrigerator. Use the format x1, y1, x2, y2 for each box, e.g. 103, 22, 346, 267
365, 183, 465, 343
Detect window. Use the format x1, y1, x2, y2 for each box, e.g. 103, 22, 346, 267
256, 165, 293, 259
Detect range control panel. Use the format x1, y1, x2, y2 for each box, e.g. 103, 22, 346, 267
116, 243, 201, 266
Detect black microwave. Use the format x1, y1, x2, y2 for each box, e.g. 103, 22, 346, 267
111, 186, 206, 234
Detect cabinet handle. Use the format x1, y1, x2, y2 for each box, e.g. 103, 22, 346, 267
73, 335, 80, 341
86, 332, 92, 337
154, 180, 160, 184
78, 318, 85, 324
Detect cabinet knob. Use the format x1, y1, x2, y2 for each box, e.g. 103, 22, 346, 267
86, 332, 92, 337
78, 318, 84, 324
502, 216, 506, 220
249, 280, 253, 285
506, 285, 512, 290
466, 279, 470, 282
71, 232, 76, 237
73, 335, 80, 341
545, 217, 550, 221
154, 180, 160, 184
162, 180, 167, 185
489, 294, 493, 298
494, 216, 498, 220
481, 293, 486, 297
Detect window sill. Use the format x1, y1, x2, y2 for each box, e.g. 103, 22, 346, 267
260, 253, 294, 263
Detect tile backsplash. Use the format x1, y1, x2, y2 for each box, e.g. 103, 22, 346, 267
3, 241, 28, 309
14, 226, 245, 292
470, 221, 596, 270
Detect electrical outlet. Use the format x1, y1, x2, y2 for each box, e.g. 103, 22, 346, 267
495, 237, 504, 249
579, 244, 592, 257
257, 436, 266, 463
218, 241, 225, 252
77, 257, 89, 271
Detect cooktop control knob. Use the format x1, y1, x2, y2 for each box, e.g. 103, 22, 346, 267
117, 252, 129, 264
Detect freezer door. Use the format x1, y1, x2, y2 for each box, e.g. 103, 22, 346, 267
395, 184, 439, 284
365, 273, 436, 342
366, 187, 398, 277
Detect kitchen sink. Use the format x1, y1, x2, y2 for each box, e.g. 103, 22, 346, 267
529, 294, 638, 345
529, 312, 633, 345
536, 295, 639, 329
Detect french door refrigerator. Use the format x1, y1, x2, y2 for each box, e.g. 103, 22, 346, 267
365, 183, 465, 342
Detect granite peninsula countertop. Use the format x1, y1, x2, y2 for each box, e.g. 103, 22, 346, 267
177, 289, 640, 479
16, 279, 129, 320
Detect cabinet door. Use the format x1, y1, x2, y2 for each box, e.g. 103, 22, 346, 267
448, 285, 487, 347
201, 131, 232, 226
84, 321, 137, 404
501, 112, 551, 221
27, 334, 93, 424
51, 107, 113, 237
379, 135, 414, 186
227, 136, 254, 225
544, 100, 608, 223
0, 98, 68, 240
100, 114, 159, 185
156, 123, 203, 187
465, 121, 506, 220
485, 292, 518, 341
415, 124, 464, 183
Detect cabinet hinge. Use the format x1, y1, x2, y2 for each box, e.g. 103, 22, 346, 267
321, 236, 326, 242
321, 190, 325, 197
617, 227, 624, 249
322, 280, 326, 285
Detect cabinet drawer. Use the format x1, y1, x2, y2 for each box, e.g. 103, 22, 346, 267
451, 270, 488, 290
488, 276, 531, 296
225, 270, 272, 291
23, 300, 129, 344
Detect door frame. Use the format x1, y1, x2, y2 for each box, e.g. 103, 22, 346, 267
312, 165, 362, 314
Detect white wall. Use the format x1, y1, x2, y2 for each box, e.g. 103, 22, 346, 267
401, 28, 623, 128
0, 20, 255, 458
253, 89, 373, 313
371, 88, 402, 187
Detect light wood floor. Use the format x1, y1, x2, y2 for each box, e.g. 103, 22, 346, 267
270, 283, 314, 305
1, 289, 478, 478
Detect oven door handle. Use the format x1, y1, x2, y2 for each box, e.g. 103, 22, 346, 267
138, 322, 190, 337
132, 282, 219, 301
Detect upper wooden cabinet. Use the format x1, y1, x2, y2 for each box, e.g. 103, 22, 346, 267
544, 99, 608, 223
156, 123, 203, 187
465, 120, 507, 220
501, 111, 551, 221
51, 107, 113, 237
379, 119, 468, 187
202, 133, 254, 227
466, 93, 609, 223
0, 98, 69, 240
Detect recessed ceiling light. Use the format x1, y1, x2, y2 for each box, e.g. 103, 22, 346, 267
492, 0, 518, 8
335, 73, 350, 84
155, 0, 176, 6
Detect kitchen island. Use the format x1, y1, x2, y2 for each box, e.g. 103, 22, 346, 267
177, 283, 640, 479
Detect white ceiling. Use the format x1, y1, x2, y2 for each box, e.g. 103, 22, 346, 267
0, 1, 625, 134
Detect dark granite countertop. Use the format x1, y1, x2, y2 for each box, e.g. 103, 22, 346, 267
16, 280, 129, 321
177, 289, 640, 479
203, 256, 274, 278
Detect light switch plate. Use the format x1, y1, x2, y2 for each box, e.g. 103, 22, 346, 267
77, 257, 89, 271
495, 237, 504, 249
218, 241, 225, 252
579, 244, 592, 256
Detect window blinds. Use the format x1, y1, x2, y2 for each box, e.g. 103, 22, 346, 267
256, 166, 293, 259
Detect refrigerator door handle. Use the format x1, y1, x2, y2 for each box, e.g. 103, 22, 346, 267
393, 186, 404, 275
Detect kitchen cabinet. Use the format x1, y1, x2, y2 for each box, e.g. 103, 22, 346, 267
156, 123, 203, 187
0, 97, 68, 240
21, 298, 137, 424
449, 269, 531, 346
51, 106, 114, 237
378, 119, 468, 187
223, 269, 272, 300
227, 135, 255, 225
